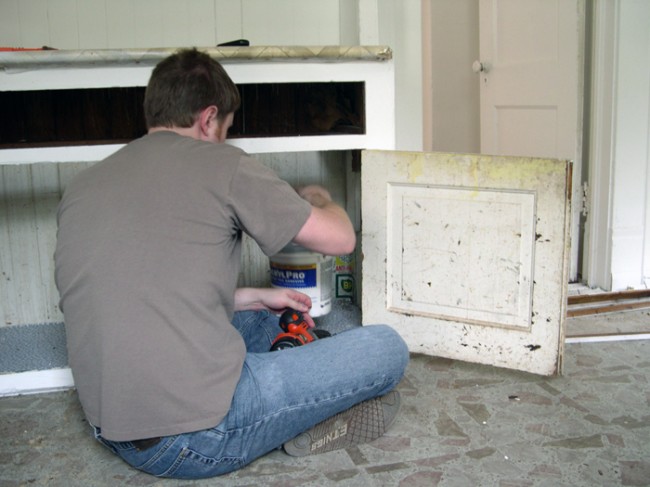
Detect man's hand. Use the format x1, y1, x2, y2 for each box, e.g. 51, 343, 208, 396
297, 185, 333, 208
234, 287, 316, 327
293, 185, 356, 256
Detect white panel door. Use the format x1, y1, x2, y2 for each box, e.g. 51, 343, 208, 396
362, 150, 571, 376
478, 0, 582, 279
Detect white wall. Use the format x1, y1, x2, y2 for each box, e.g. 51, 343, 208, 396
609, 1, 650, 290
0, 0, 343, 49
423, 0, 480, 154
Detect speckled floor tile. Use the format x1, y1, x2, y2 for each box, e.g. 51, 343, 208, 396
1, 337, 649, 487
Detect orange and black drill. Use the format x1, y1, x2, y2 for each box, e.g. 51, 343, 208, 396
270, 309, 330, 351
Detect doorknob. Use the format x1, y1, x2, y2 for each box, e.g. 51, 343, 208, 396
472, 60, 489, 73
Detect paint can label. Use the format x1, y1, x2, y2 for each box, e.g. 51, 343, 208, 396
270, 263, 317, 288
334, 254, 355, 299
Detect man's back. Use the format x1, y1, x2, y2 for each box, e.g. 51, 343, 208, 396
55, 131, 309, 441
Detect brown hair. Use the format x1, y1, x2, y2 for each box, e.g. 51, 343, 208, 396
144, 48, 241, 129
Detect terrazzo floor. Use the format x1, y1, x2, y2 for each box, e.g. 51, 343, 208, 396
2, 312, 650, 487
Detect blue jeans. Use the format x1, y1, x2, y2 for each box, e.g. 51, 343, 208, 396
93, 310, 409, 479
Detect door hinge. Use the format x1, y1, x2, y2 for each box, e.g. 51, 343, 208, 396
581, 181, 589, 217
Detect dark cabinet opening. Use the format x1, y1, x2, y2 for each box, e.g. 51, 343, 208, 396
0, 82, 365, 149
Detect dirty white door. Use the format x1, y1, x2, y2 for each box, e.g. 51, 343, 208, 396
362, 150, 571, 375
477, 0, 583, 279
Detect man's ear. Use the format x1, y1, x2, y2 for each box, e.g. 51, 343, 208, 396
198, 105, 219, 136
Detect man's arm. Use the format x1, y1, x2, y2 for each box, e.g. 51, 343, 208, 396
292, 185, 356, 256
233, 287, 316, 327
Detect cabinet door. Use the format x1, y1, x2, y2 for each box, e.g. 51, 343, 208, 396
361, 151, 571, 375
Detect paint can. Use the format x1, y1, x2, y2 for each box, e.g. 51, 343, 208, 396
270, 243, 333, 317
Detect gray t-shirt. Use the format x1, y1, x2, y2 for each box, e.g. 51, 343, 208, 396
54, 131, 311, 441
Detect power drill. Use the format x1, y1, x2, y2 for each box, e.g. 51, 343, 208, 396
270, 309, 330, 351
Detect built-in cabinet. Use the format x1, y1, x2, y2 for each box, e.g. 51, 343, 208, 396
0, 46, 395, 327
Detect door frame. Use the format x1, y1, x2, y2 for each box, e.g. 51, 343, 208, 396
581, 0, 619, 292
421, 0, 593, 286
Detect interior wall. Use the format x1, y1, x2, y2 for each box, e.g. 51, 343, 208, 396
0, 0, 346, 49
423, 0, 480, 154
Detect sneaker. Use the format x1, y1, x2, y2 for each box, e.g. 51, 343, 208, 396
283, 390, 401, 456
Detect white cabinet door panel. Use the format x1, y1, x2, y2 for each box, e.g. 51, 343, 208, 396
362, 150, 571, 375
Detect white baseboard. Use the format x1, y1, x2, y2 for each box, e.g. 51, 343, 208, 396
566, 333, 650, 344
0, 367, 75, 397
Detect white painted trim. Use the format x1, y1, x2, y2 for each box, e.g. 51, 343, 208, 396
421, 0, 433, 152
0, 145, 124, 165
0, 134, 386, 165
570, 0, 587, 283
0, 60, 396, 164
0, 367, 74, 397
582, 0, 617, 290
566, 334, 650, 344
358, 0, 380, 45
